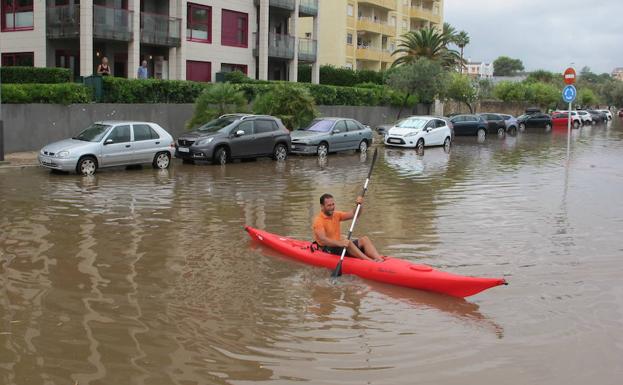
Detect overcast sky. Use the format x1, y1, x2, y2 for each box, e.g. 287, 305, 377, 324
444, 0, 623, 74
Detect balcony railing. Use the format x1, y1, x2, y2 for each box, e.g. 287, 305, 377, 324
299, 0, 318, 16
358, 0, 397, 11
253, 32, 295, 59
47, 5, 80, 39
409, 6, 441, 23
141, 13, 181, 47
93, 5, 133, 41
298, 38, 317, 62
254, 0, 295, 11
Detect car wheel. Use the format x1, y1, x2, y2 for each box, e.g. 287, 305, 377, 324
317, 142, 329, 157
519, 123, 526, 132
477, 128, 486, 140
152, 152, 171, 169
509, 126, 517, 135
545, 123, 552, 131
573, 121, 580, 129
214, 147, 228, 165
443, 136, 451, 149
272, 143, 288, 161
357, 140, 368, 153
497, 127, 505, 137
416, 138, 425, 152
76, 156, 97, 176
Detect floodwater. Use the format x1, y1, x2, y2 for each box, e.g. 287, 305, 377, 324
1, 119, 622, 385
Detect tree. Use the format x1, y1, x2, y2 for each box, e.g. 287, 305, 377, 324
454, 31, 470, 74
386, 58, 449, 115
578, 88, 599, 107
442, 22, 457, 45
526, 69, 560, 85
446, 73, 477, 113
186, 83, 247, 129
391, 27, 463, 70
526, 82, 559, 109
252, 83, 318, 130
492, 56, 525, 76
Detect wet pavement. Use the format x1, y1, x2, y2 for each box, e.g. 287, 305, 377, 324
1, 120, 623, 385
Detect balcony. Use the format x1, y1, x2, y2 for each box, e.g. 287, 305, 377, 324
357, 17, 382, 34
47, 5, 80, 39
254, 0, 295, 12
299, 0, 318, 17
409, 6, 442, 23
253, 32, 295, 60
93, 5, 133, 41
358, 0, 397, 11
298, 38, 317, 62
141, 13, 181, 47
356, 46, 383, 61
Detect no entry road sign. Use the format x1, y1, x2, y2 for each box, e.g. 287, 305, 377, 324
564, 67, 576, 85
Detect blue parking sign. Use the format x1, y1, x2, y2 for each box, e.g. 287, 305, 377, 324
562, 85, 577, 103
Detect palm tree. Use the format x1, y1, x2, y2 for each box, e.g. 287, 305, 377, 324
442, 22, 457, 45
391, 27, 463, 69
454, 31, 470, 74
186, 83, 247, 129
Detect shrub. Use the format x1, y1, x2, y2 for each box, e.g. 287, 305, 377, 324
252, 84, 318, 130
101, 77, 206, 103
0, 83, 92, 104
0, 66, 72, 84
223, 70, 253, 83
297, 65, 385, 86
187, 83, 247, 129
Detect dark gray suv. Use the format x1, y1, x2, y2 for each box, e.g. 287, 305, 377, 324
176, 114, 291, 165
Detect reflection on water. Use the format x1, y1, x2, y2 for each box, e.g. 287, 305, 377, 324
1, 120, 623, 385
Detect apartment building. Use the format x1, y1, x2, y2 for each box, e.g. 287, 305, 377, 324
465, 61, 493, 79
0, 0, 319, 83
299, 0, 442, 71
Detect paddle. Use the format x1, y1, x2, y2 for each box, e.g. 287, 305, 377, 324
331, 148, 378, 278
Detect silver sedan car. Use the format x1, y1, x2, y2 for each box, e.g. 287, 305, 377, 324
290, 117, 373, 156
38, 121, 175, 175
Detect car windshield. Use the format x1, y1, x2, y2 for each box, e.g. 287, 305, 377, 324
302, 119, 334, 132
197, 116, 239, 133
397, 118, 427, 129
73, 124, 112, 142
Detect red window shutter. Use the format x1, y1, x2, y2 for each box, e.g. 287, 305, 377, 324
186, 61, 211, 82
221, 9, 247, 47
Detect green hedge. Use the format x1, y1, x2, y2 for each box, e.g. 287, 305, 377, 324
298, 65, 385, 86
0, 66, 72, 84
1, 83, 92, 104
100, 77, 407, 107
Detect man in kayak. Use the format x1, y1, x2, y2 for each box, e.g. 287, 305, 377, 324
313, 193, 383, 262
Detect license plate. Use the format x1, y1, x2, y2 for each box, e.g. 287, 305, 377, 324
178, 147, 189, 153
388, 138, 401, 144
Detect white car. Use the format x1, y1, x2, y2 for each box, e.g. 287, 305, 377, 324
38, 121, 176, 175
597, 109, 613, 120
384, 116, 452, 150
577, 110, 593, 124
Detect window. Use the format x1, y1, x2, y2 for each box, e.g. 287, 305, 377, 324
334, 120, 347, 132
255, 120, 277, 134
133, 124, 160, 141
186, 60, 211, 82
346, 33, 353, 45
235, 121, 253, 135
347, 4, 353, 17
187, 3, 211, 43
107, 125, 131, 143
221, 9, 247, 47
435, 120, 446, 128
346, 120, 360, 132
221, 63, 247, 75
1, 0, 34, 31
1, 52, 34, 66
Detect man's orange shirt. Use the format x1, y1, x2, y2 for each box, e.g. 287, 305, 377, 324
312, 211, 347, 246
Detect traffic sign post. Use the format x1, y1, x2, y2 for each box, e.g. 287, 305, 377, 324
562, 81, 577, 158
564, 67, 576, 85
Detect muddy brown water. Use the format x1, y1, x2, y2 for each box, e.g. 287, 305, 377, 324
1, 120, 623, 385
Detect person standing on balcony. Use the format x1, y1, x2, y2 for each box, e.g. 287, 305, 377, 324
97, 57, 111, 76
137, 60, 149, 79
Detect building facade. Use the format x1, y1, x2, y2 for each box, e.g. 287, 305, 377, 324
0, 0, 319, 83
299, 0, 443, 71
465, 61, 493, 79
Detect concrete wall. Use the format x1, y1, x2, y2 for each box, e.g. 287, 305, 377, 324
1, 103, 431, 153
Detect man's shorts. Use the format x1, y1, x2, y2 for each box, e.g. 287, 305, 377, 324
321, 239, 361, 256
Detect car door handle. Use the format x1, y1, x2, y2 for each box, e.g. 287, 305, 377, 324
125, 145, 131, 148
155, 141, 160, 144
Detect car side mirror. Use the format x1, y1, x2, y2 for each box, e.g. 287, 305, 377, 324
235, 130, 245, 137
332, 129, 340, 134
104, 138, 114, 145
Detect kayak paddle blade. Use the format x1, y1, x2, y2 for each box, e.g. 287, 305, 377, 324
331, 260, 343, 278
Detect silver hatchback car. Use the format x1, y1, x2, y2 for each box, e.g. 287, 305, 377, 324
38, 121, 175, 175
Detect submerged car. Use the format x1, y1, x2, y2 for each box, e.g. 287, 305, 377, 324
517, 113, 552, 131
449, 114, 489, 137
38, 121, 175, 175
477, 113, 507, 136
384, 116, 452, 150
499, 114, 519, 135
176, 114, 291, 164
290, 118, 373, 156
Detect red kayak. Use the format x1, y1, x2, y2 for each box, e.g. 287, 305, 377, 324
246, 226, 507, 298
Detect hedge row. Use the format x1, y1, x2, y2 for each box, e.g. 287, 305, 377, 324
101, 77, 407, 106
1, 83, 92, 104
0, 66, 72, 84
298, 65, 386, 86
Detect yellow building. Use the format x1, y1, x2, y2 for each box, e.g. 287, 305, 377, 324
300, 0, 443, 71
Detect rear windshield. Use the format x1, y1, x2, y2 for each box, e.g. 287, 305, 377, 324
73, 124, 112, 142
197, 116, 238, 133
397, 118, 427, 129
302, 119, 334, 133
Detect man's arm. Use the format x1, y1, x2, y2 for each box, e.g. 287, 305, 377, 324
340, 196, 364, 221
314, 226, 348, 248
